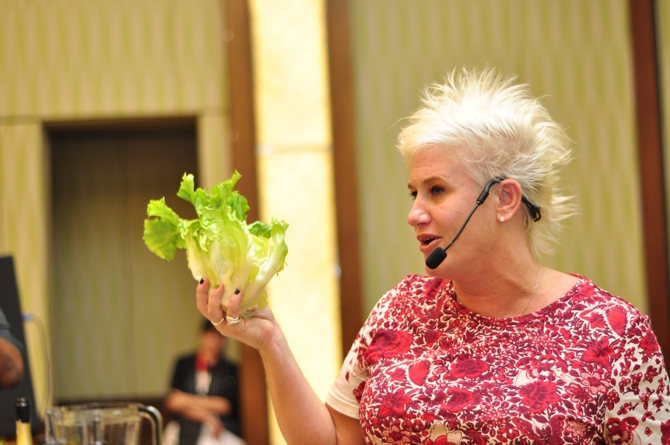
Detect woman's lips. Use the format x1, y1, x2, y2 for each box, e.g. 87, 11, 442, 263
418, 235, 441, 253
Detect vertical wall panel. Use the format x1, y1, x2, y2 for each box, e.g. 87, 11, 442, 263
249, 0, 340, 443
659, 1, 670, 264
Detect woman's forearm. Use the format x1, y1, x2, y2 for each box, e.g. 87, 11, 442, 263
259, 332, 340, 445
196, 279, 363, 444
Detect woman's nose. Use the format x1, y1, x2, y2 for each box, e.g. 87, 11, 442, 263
407, 201, 430, 227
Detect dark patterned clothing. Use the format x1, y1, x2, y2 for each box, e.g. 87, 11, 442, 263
170, 354, 241, 445
326, 274, 670, 444
0, 308, 22, 353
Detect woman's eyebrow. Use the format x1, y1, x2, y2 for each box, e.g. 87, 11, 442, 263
408, 176, 444, 189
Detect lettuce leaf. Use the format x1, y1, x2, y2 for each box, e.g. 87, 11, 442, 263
143, 172, 288, 313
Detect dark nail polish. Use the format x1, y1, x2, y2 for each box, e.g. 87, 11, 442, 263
235, 289, 240, 294
200, 278, 204, 284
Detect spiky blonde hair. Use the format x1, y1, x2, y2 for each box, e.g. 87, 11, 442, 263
398, 67, 576, 259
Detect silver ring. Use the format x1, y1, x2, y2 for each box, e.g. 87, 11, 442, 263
211, 317, 225, 326
226, 315, 241, 325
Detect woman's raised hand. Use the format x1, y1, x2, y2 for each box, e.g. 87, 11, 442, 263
198, 280, 362, 445
196, 277, 278, 353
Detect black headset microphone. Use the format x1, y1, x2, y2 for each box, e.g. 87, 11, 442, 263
424, 177, 542, 270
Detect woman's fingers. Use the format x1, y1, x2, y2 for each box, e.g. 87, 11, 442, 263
196, 278, 211, 315
197, 278, 246, 329
207, 282, 225, 323
225, 289, 243, 321
196, 278, 225, 324
196, 282, 278, 352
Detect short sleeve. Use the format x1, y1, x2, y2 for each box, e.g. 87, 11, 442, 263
604, 313, 670, 444
326, 335, 369, 419
325, 276, 420, 419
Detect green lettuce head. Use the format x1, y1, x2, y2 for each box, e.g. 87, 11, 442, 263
143, 172, 289, 313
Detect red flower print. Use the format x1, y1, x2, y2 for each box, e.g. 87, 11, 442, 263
409, 360, 431, 386
381, 425, 412, 444
568, 383, 591, 404
450, 358, 490, 379
388, 367, 406, 382
365, 330, 413, 362
353, 381, 365, 403
519, 380, 561, 412
378, 388, 412, 418
640, 330, 660, 356
516, 357, 538, 371
564, 418, 588, 440
424, 329, 441, 345
581, 370, 608, 394
426, 437, 457, 445
606, 306, 628, 336
607, 390, 621, 410
441, 388, 476, 413
464, 429, 486, 445
645, 366, 660, 384
343, 275, 670, 445
582, 311, 607, 329
605, 417, 639, 444
513, 417, 535, 437
661, 419, 670, 445
582, 336, 614, 368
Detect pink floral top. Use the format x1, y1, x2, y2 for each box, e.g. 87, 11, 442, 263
326, 274, 670, 444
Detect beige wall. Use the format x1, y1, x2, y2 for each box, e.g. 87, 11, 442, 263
0, 0, 232, 410
348, 0, 649, 315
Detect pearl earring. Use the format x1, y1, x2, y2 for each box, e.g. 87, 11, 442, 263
499, 216, 505, 222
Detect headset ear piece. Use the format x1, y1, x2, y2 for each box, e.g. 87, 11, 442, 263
477, 177, 505, 204
521, 196, 541, 222
497, 177, 541, 222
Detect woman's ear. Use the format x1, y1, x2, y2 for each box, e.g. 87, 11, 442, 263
496, 180, 524, 221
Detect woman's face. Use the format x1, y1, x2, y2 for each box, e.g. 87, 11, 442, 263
407, 146, 492, 276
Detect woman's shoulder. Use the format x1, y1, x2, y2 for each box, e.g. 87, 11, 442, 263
569, 275, 643, 311
558, 274, 651, 334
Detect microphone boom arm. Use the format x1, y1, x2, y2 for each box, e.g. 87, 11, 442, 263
425, 177, 504, 269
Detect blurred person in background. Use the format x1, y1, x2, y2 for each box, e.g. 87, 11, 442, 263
164, 319, 243, 445
0, 307, 24, 388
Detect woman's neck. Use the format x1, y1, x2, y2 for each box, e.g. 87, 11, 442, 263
452, 264, 543, 318
451, 266, 579, 318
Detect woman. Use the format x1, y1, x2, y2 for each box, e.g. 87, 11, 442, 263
197, 68, 670, 444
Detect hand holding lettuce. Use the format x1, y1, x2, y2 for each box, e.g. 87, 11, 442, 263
143, 172, 288, 314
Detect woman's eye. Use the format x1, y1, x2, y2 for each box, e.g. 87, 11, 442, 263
430, 186, 445, 196
409, 187, 444, 200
